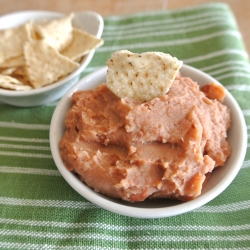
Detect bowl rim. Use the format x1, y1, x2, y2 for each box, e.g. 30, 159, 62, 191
50, 64, 247, 218
0, 10, 104, 97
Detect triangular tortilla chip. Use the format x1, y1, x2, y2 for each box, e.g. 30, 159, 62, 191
0, 74, 32, 90
61, 28, 104, 61
0, 23, 32, 64
0, 67, 16, 75
106, 50, 183, 101
14, 74, 32, 87
12, 66, 26, 76
24, 40, 79, 88
0, 55, 25, 68
33, 13, 74, 51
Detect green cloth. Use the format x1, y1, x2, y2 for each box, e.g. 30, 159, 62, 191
1, 2, 250, 249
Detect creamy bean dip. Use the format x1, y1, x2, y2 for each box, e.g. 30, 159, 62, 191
60, 75, 231, 202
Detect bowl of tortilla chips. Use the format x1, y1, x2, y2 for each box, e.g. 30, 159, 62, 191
0, 10, 104, 107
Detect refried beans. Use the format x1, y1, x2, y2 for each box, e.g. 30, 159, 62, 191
60, 74, 231, 202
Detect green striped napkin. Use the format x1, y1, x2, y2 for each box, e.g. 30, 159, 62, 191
0, 2, 250, 249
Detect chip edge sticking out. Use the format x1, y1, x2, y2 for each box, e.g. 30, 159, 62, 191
0, 74, 32, 90
61, 28, 104, 61
106, 50, 183, 102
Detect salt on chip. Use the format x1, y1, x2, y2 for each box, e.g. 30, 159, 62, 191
0, 74, 32, 90
0, 23, 32, 64
24, 40, 79, 88
33, 13, 74, 51
61, 28, 104, 61
106, 50, 183, 101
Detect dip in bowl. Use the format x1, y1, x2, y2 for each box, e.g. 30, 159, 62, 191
50, 65, 247, 218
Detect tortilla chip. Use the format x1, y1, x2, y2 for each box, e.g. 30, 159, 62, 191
24, 40, 79, 88
0, 67, 16, 75
12, 66, 26, 76
0, 55, 25, 68
61, 28, 104, 61
0, 13, 103, 92
74, 57, 82, 63
0, 74, 32, 90
106, 50, 183, 101
33, 13, 74, 51
0, 23, 32, 64
14, 74, 32, 86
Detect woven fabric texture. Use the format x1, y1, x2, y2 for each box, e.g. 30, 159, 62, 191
0, 3, 250, 249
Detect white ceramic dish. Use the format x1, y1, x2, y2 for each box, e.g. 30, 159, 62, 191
50, 65, 247, 218
0, 10, 104, 107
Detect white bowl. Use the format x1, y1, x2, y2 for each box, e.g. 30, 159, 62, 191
50, 65, 247, 218
0, 10, 104, 107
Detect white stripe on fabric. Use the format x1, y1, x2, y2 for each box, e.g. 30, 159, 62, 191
96, 30, 241, 53
1, 217, 250, 231
0, 197, 97, 209
242, 110, 250, 116
183, 49, 249, 64
0, 143, 50, 151
0, 229, 250, 241
207, 66, 250, 77
104, 8, 235, 29
0, 166, 60, 176
0, 151, 52, 159
0, 244, 246, 250
200, 60, 250, 72
0, 121, 49, 130
1, 197, 250, 213
241, 160, 250, 169
103, 18, 235, 39
210, 249, 250, 250
0, 243, 121, 250
215, 72, 250, 81
195, 200, 250, 213
45, 101, 60, 106
226, 85, 250, 91
0, 136, 49, 143
83, 66, 102, 73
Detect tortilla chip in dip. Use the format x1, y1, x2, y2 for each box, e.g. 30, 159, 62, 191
106, 50, 182, 101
